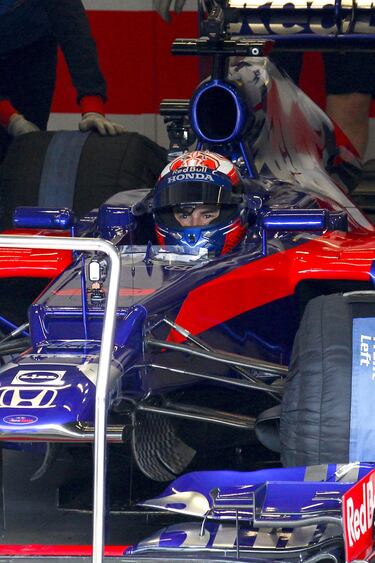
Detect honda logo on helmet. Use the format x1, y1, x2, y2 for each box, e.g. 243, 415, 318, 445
168, 173, 215, 183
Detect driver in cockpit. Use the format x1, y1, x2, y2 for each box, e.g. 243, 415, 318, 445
151, 150, 249, 257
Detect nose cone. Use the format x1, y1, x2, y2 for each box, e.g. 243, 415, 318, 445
0, 354, 125, 441
0, 360, 96, 436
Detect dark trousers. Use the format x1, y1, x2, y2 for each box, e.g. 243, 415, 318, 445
270, 51, 375, 98
0, 34, 57, 163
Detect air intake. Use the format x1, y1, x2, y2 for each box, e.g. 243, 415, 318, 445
190, 79, 250, 143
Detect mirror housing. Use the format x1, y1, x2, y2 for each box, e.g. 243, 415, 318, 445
13, 207, 75, 230
97, 205, 136, 240
260, 209, 348, 254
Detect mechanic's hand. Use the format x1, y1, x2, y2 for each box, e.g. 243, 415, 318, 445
7, 114, 40, 137
155, 0, 186, 21
79, 112, 126, 136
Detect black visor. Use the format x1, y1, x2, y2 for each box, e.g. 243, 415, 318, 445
153, 181, 236, 211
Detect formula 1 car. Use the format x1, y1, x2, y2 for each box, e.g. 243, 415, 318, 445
0, 1, 371, 476
0, 0, 375, 559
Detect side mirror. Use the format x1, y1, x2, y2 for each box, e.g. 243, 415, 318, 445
13, 207, 75, 230
260, 209, 348, 254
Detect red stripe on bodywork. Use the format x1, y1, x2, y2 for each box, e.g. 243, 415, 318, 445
170, 231, 375, 342
0, 545, 129, 555
0, 229, 73, 278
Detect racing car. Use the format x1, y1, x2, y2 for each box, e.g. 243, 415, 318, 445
0, 0, 374, 559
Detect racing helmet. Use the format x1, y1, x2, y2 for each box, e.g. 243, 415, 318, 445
153, 151, 248, 256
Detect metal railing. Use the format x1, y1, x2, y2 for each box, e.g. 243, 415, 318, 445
0, 235, 121, 563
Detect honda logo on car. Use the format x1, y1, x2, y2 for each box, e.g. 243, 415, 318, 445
343, 469, 375, 562
0, 387, 57, 408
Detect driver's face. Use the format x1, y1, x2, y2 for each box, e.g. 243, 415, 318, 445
173, 204, 220, 227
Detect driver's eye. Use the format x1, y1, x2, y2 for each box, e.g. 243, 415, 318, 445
175, 213, 189, 221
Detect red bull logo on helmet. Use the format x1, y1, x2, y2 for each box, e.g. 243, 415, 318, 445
170, 151, 222, 171
161, 151, 241, 187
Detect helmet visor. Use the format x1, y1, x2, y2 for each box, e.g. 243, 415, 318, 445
153, 181, 236, 210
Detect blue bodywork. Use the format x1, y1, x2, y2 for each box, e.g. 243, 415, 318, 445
125, 463, 375, 560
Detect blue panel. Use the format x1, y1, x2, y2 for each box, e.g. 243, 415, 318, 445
350, 318, 375, 461
38, 131, 90, 209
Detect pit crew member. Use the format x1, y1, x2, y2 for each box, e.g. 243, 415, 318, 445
0, 0, 126, 162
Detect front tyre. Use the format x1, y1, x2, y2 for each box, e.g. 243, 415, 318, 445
280, 293, 354, 466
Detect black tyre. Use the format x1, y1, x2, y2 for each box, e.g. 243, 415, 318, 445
280, 293, 356, 466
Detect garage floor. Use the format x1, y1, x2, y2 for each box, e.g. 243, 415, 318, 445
0, 446, 179, 547
0, 439, 278, 552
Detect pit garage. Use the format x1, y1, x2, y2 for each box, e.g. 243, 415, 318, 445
0, 1, 374, 562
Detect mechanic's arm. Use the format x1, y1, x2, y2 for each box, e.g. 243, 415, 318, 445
42, 0, 126, 135
0, 97, 40, 137
155, 0, 187, 22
